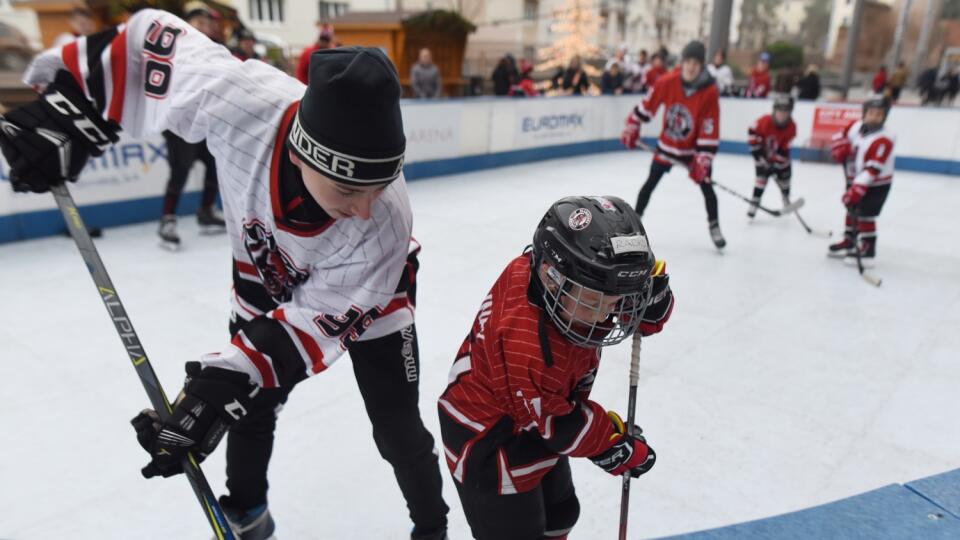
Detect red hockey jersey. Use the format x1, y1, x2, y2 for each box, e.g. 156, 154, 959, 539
635, 70, 720, 161
747, 69, 770, 97
747, 114, 796, 162
439, 254, 616, 494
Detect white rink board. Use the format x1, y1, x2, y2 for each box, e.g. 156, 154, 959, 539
0, 151, 958, 539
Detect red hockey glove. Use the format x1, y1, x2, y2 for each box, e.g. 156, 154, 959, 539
589, 412, 656, 478
768, 151, 789, 167
639, 260, 673, 336
842, 183, 868, 207
621, 109, 641, 149
689, 153, 713, 184
830, 136, 852, 164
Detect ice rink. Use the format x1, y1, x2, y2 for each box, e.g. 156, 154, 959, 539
2, 150, 959, 539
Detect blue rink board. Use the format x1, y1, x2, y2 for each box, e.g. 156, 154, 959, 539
659, 469, 960, 540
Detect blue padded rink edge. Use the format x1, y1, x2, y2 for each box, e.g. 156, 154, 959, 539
658, 469, 960, 540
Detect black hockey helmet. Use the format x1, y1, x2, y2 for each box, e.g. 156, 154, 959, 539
772, 95, 794, 127
532, 196, 656, 347
861, 94, 891, 133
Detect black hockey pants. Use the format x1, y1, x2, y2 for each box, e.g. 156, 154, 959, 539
454, 456, 580, 540
635, 156, 719, 223
223, 321, 449, 532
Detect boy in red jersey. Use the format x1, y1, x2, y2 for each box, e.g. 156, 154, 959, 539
621, 40, 725, 248
439, 196, 674, 540
746, 96, 797, 218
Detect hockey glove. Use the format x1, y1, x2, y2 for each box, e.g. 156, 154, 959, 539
769, 150, 790, 168
689, 153, 713, 184
131, 362, 256, 479
0, 70, 118, 193
621, 108, 642, 150
589, 411, 656, 478
639, 260, 673, 337
842, 183, 868, 208
830, 135, 852, 164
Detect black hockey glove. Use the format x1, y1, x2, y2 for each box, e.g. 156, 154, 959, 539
589, 412, 656, 478
131, 362, 256, 479
638, 260, 673, 336
0, 70, 118, 193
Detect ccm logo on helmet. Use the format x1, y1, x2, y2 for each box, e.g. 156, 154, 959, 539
617, 270, 646, 278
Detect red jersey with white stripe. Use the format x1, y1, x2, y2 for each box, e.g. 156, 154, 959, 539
24, 10, 415, 389
837, 120, 896, 187
438, 254, 616, 494
634, 70, 720, 161
748, 114, 796, 162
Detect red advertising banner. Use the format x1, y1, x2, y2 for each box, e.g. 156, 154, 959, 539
810, 105, 861, 148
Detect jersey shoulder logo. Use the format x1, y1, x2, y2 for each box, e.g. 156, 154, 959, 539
664, 104, 694, 140
242, 219, 309, 303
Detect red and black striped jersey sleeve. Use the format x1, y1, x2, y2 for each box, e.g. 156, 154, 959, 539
695, 84, 720, 154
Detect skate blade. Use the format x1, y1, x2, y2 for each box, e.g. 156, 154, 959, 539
159, 240, 181, 252
827, 251, 850, 259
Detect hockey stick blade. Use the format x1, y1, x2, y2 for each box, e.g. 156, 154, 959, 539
712, 180, 792, 217
49, 183, 236, 540
861, 271, 883, 287
795, 211, 832, 237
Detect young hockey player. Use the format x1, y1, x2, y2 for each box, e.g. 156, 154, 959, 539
828, 95, 895, 266
746, 95, 797, 218
621, 40, 725, 248
439, 196, 674, 540
0, 10, 448, 539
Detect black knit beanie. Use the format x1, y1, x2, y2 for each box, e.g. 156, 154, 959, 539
288, 47, 406, 186
681, 41, 706, 65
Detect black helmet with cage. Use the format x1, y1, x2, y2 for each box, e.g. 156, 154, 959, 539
772, 95, 794, 127
861, 94, 891, 134
531, 196, 656, 347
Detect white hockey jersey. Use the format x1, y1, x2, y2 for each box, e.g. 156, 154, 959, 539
24, 10, 415, 389
838, 120, 896, 188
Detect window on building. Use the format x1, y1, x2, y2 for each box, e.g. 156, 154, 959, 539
524, 0, 538, 21
318, 1, 349, 22
249, 0, 285, 23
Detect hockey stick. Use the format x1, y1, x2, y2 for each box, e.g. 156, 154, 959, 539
848, 207, 882, 287
49, 183, 236, 540
794, 211, 832, 238
712, 180, 805, 217
618, 332, 643, 540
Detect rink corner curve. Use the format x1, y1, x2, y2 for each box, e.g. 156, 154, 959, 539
658, 468, 960, 540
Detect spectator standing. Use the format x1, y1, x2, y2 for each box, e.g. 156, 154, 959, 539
605, 45, 632, 72
492, 54, 518, 96
626, 49, 650, 93
562, 55, 590, 95
918, 67, 939, 105
411, 48, 442, 98
707, 50, 734, 95
601, 62, 626, 95
231, 28, 261, 61
941, 67, 959, 106
888, 62, 908, 102
746, 52, 771, 97
52, 6, 96, 47
296, 26, 335, 84
797, 64, 821, 100
644, 53, 666, 90
509, 59, 539, 97
872, 65, 888, 94
157, 4, 226, 249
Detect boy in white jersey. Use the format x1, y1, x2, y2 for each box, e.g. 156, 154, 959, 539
0, 10, 448, 539
828, 95, 895, 266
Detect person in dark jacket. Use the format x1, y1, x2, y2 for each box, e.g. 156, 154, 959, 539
796, 64, 820, 100
601, 62, 626, 94
492, 54, 518, 96
562, 55, 590, 95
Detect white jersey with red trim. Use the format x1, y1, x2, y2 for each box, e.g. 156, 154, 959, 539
24, 9, 415, 389
839, 120, 896, 187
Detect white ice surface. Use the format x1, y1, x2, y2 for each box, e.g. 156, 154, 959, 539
1, 152, 959, 540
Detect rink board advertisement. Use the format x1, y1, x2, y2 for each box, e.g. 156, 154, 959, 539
2, 96, 960, 243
